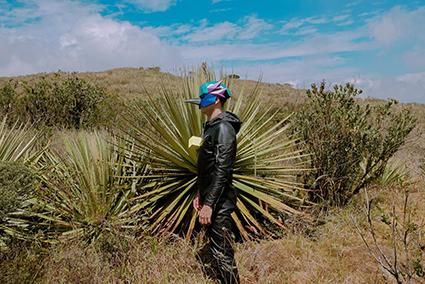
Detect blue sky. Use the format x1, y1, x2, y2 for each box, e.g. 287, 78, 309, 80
1, 0, 424, 102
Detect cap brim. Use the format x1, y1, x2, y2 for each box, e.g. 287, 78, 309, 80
184, 98, 201, 105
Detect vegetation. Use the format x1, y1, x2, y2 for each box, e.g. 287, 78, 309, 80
353, 187, 424, 283
0, 162, 36, 248
0, 67, 424, 283
0, 117, 42, 248
0, 75, 118, 129
119, 67, 311, 240
295, 82, 416, 207
28, 132, 150, 243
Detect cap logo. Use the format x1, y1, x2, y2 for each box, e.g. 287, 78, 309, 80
206, 80, 227, 98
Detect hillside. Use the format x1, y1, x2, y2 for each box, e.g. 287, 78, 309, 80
0, 67, 306, 104
2, 67, 424, 176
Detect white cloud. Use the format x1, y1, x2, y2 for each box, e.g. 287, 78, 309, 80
280, 19, 305, 34
180, 15, 272, 42
142, 24, 192, 38
337, 19, 354, 26
279, 16, 329, 35
403, 47, 425, 69
397, 72, 425, 84
293, 26, 317, 36
305, 16, 328, 25
180, 29, 372, 62
332, 15, 350, 22
219, 55, 355, 90
129, 0, 176, 12
238, 15, 273, 40
183, 22, 238, 42
353, 75, 425, 103
368, 6, 425, 46
211, 0, 230, 4
0, 0, 182, 76
227, 63, 425, 103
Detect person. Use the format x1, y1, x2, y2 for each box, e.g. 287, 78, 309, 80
185, 80, 241, 284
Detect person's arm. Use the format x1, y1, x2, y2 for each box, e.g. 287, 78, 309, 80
202, 122, 236, 210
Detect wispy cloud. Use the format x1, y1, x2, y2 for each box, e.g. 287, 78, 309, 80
177, 15, 272, 42
211, 0, 231, 4
129, 0, 176, 12
237, 15, 273, 40
182, 21, 238, 42
180, 29, 372, 62
367, 6, 425, 46
279, 16, 329, 35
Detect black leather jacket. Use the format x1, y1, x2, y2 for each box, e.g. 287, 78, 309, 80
197, 111, 241, 214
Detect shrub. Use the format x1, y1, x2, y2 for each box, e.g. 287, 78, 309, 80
295, 82, 416, 207
21, 76, 110, 128
0, 82, 15, 116
0, 74, 118, 129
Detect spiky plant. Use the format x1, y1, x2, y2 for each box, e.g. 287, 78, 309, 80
23, 131, 150, 243
121, 67, 311, 240
0, 117, 42, 163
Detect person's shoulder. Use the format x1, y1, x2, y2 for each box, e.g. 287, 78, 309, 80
217, 120, 234, 132
214, 120, 236, 143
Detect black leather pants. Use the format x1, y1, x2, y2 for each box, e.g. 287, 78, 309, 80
197, 212, 240, 284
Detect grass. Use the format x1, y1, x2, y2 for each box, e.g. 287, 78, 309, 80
1, 180, 423, 283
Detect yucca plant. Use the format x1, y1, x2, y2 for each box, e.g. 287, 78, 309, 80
24, 131, 150, 243
0, 117, 42, 163
121, 67, 311, 240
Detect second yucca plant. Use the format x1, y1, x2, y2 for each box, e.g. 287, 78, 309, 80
26, 131, 150, 243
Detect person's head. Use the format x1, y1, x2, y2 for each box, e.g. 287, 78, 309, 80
185, 80, 232, 115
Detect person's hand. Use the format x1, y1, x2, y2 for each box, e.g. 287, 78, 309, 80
193, 192, 202, 211
199, 205, 213, 225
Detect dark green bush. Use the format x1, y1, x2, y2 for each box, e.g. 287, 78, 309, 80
0, 74, 119, 129
0, 82, 15, 115
22, 76, 110, 128
295, 82, 416, 207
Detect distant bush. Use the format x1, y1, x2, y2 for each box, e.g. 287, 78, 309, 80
0, 74, 118, 129
0, 82, 15, 115
295, 82, 416, 207
227, 74, 240, 79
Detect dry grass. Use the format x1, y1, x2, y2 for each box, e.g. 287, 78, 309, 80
238, 206, 381, 283
1, 182, 423, 283
41, 235, 208, 284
